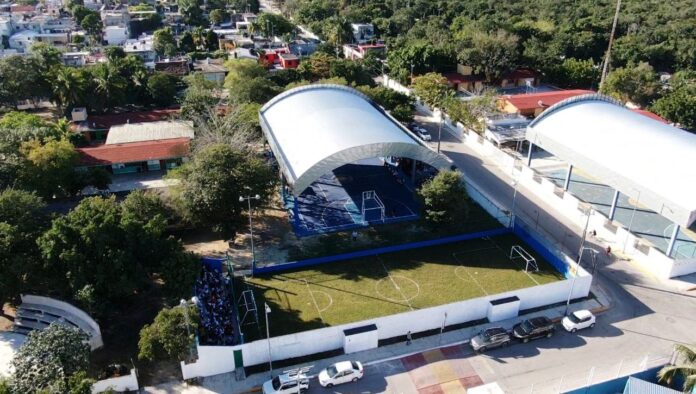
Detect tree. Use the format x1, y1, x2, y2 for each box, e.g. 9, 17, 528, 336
600, 62, 660, 107
386, 39, 455, 84
177, 0, 204, 26
658, 343, 696, 392
0, 189, 47, 308
444, 90, 497, 133
228, 76, 281, 104
224, 58, 268, 87
203, 29, 219, 52
229, 0, 259, 13
456, 30, 520, 83
138, 305, 199, 362
329, 59, 374, 86
51, 67, 89, 114
253, 13, 295, 38
652, 72, 696, 131
90, 63, 128, 112
80, 13, 103, 43
297, 52, 334, 80
0, 111, 49, 130
412, 72, 451, 108
147, 72, 179, 107
19, 138, 81, 198
153, 27, 178, 57
169, 144, 276, 236
357, 85, 415, 123
179, 31, 196, 53
180, 73, 219, 119
546, 58, 600, 89
209, 9, 225, 26
11, 324, 90, 393
417, 170, 470, 230
0, 55, 45, 108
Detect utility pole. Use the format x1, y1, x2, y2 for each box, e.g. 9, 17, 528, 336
599, 0, 622, 90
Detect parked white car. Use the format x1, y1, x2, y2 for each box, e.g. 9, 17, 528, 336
415, 127, 432, 141
562, 310, 596, 332
317, 361, 364, 388
262, 373, 309, 394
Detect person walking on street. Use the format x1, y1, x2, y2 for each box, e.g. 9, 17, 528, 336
406, 331, 412, 345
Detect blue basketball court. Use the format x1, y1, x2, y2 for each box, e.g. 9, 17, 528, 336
285, 164, 420, 237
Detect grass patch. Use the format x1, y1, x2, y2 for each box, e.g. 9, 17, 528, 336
237, 233, 564, 341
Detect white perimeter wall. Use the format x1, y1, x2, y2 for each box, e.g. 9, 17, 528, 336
91, 369, 138, 393
182, 267, 591, 379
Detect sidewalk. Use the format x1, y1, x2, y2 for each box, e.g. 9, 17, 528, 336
143, 281, 611, 394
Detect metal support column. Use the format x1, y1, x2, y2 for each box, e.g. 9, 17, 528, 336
608, 190, 620, 220
526, 142, 534, 167
563, 164, 573, 191
411, 159, 417, 181
666, 224, 680, 258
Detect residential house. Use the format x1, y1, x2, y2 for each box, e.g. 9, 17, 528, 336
154, 58, 190, 76
278, 52, 298, 69
75, 120, 193, 176
343, 43, 385, 60
497, 89, 594, 117
9, 30, 69, 52
123, 34, 155, 64
350, 23, 374, 44
104, 25, 128, 45
193, 58, 227, 84
71, 108, 179, 142
62, 51, 90, 66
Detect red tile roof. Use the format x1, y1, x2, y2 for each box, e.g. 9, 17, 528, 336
83, 109, 180, 130
501, 89, 594, 111
77, 138, 190, 166
631, 109, 668, 124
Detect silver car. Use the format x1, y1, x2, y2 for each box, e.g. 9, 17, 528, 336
470, 327, 511, 352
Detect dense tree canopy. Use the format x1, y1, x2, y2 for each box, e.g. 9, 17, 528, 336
10, 324, 91, 393
169, 144, 276, 237
417, 170, 470, 230
138, 305, 199, 362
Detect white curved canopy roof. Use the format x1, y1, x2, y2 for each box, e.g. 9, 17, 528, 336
527, 94, 696, 227
260, 84, 452, 196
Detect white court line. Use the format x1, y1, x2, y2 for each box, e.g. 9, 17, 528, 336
377, 256, 415, 310
304, 279, 327, 325
451, 253, 489, 296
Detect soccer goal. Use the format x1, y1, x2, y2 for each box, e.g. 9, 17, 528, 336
237, 289, 259, 327
361, 190, 385, 223
510, 245, 539, 272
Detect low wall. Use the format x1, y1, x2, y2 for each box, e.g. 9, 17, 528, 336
21, 294, 103, 349
254, 227, 510, 274
91, 369, 138, 393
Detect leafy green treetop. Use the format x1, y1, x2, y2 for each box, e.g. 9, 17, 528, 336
10, 324, 91, 393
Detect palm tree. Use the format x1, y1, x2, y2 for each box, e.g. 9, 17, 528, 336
658, 344, 696, 392
51, 67, 86, 114
91, 64, 127, 113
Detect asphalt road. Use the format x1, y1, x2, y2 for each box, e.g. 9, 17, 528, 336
303, 110, 696, 394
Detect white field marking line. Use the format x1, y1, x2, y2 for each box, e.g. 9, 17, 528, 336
377, 256, 415, 310
304, 279, 327, 325
451, 253, 489, 296
311, 290, 333, 313
487, 238, 541, 286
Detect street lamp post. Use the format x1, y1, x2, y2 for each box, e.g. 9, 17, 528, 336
265, 303, 273, 377
565, 207, 593, 315
436, 117, 443, 153
180, 299, 193, 361
239, 194, 261, 273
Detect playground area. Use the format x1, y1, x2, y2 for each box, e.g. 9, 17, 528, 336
285, 163, 423, 237
236, 233, 564, 340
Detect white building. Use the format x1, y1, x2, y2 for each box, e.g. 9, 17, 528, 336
9, 30, 69, 52
123, 34, 155, 64
104, 25, 128, 45
101, 8, 130, 27
350, 23, 375, 44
